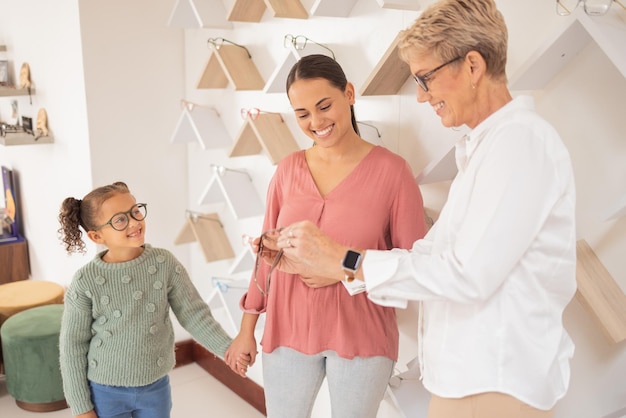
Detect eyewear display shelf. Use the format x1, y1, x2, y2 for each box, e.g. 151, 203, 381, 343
229, 112, 300, 165
196, 43, 264, 91
576, 240, 626, 345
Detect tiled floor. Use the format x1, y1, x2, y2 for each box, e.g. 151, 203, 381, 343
0, 363, 265, 417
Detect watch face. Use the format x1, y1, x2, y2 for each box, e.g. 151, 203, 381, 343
343, 250, 361, 270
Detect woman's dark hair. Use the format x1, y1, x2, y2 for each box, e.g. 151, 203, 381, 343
286, 54, 360, 136
58, 181, 130, 254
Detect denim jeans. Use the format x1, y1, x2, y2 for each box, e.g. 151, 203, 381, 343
262, 347, 394, 418
90, 375, 172, 418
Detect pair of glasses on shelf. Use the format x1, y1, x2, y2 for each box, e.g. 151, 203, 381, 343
207, 37, 251, 58
283, 34, 336, 60
240, 107, 284, 122
556, 0, 625, 15
251, 229, 284, 297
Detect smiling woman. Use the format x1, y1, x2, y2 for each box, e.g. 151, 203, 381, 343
224, 54, 427, 418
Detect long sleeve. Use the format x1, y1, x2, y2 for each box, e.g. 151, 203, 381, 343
168, 260, 232, 358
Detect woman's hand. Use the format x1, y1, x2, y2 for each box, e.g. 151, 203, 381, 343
275, 220, 348, 281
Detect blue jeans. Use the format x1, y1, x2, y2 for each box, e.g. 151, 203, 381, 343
90, 375, 172, 418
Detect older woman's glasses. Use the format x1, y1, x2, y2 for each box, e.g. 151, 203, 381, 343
556, 0, 625, 15
252, 230, 284, 297
93, 203, 147, 231
412, 56, 462, 93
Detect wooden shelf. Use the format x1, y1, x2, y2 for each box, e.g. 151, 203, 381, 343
264, 41, 335, 93
376, 0, 422, 10
415, 145, 457, 184
229, 112, 300, 165
227, 0, 266, 22
264, 0, 308, 19
174, 212, 235, 263
310, 0, 358, 17
0, 85, 34, 97
360, 33, 411, 96
0, 132, 53, 146
197, 44, 265, 91
167, 0, 232, 29
576, 239, 626, 344
198, 166, 264, 219
170, 103, 231, 149
510, 11, 626, 91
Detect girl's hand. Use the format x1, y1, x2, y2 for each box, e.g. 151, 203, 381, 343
225, 333, 258, 378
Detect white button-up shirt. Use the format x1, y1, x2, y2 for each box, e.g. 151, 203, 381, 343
364, 96, 577, 410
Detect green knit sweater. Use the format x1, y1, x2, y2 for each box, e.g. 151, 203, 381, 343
59, 244, 232, 415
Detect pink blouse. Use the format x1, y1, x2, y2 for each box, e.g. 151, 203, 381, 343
241, 146, 426, 361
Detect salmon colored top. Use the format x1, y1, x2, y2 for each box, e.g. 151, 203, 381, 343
241, 146, 426, 360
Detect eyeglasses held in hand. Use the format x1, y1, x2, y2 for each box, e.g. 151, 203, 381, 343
412, 56, 462, 93
240, 107, 284, 122
93, 203, 147, 231
283, 34, 336, 60
252, 229, 284, 297
556, 0, 625, 16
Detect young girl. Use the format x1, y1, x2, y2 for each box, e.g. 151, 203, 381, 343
58, 181, 248, 418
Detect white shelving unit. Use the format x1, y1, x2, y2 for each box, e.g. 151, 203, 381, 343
167, 0, 232, 29
264, 41, 335, 94
415, 145, 457, 184
604, 193, 626, 222
357, 121, 384, 147
509, 11, 626, 226
376, 0, 421, 11
229, 247, 256, 274
310, 0, 358, 17
509, 11, 626, 90
170, 102, 231, 149
198, 165, 265, 219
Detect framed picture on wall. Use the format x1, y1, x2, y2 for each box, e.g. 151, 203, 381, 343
0, 60, 8, 85
1, 166, 21, 243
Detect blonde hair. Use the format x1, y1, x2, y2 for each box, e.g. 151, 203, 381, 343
398, 0, 508, 82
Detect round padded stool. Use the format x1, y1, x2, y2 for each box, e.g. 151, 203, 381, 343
1, 304, 68, 412
0, 280, 65, 324
0, 280, 65, 374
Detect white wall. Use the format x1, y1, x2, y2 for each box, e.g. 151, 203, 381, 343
0, 0, 189, 287
1, 0, 625, 417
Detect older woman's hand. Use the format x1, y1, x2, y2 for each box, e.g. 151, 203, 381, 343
275, 220, 348, 281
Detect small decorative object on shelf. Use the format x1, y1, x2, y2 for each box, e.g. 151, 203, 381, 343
19, 63, 30, 89
0, 108, 54, 146
36, 108, 48, 137
0, 45, 8, 86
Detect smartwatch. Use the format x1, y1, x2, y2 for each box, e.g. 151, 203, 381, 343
342, 249, 363, 282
